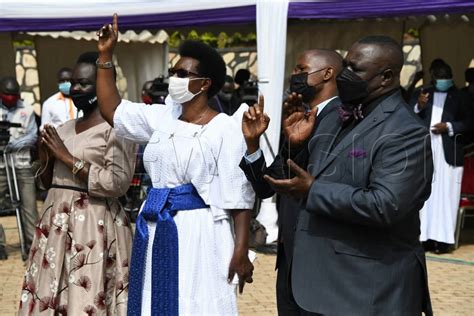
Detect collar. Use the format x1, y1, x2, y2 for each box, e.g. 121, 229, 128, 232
0, 100, 24, 111
315, 96, 338, 116
362, 89, 398, 117
56, 92, 71, 100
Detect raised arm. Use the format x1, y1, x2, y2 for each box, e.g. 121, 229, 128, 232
96, 13, 121, 126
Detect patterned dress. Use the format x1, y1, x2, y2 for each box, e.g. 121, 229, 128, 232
19, 120, 136, 315
113, 99, 255, 315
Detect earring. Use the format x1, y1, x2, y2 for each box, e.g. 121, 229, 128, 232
201, 88, 205, 91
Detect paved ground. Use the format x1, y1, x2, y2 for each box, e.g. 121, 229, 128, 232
1, 215, 474, 315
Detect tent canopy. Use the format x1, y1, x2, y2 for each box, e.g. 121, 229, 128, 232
1, 0, 474, 32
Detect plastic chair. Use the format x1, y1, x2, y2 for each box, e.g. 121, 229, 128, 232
454, 147, 474, 249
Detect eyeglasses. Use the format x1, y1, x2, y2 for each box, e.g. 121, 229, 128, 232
168, 68, 201, 78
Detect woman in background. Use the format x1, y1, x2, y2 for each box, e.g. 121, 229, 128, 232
19, 52, 136, 315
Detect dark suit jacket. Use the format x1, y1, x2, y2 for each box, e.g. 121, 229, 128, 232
239, 97, 341, 265
411, 87, 469, 166
292, 91, 434, 315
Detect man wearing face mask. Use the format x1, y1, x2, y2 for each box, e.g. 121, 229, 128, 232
0, 76, 38, 255
239, 49, 342, 315
263, 36, 434, 315
41, 67, 80, 128
411, 61, 469, 254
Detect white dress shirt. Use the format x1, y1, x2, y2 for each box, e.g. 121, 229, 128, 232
41, 92, 78, 128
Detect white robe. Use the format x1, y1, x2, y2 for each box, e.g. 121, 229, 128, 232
114, 99, 255, 315
420, 92, 463, 244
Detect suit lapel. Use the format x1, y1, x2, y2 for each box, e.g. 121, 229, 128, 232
312, 91, 401, 178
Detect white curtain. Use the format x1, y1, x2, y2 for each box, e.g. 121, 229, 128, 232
257, 0, 289, 164
256, 0, 289, 243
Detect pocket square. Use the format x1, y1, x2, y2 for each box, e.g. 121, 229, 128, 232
348, 149, 367, 158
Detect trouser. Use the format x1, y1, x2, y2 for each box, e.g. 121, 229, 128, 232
276, 243, 321, 316
0, 167, 38, 251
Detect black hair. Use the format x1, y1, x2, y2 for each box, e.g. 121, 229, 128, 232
465, 68, 474, 83
76, 51, 117, 80
432, 62, 453, 79
357, 35, 404, 70
57, 67, 72, 78
429, 58, 446, 71
235, 69, 251, 85
0, 76, 20, 94
179, 40, 226, 99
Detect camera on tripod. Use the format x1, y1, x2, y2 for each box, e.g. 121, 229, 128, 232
0, 119, 27, 260
149, 76, 169, 104
0, 120, 21, 151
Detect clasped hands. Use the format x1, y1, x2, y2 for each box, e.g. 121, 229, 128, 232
242, 93, 317, 198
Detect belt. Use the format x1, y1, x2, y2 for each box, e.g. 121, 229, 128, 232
127, 183, 208, 316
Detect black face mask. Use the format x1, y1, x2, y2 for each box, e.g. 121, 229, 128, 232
289, 68, 325, 103
336, 68, 370, 106
71, 92, 98, 112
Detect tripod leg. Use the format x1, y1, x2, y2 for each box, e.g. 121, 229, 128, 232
5, 153, 28, 260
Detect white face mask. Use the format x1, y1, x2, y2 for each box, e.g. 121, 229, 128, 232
168, 76, 205, 104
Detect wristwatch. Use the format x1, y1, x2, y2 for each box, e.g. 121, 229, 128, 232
72, 159, 86, 175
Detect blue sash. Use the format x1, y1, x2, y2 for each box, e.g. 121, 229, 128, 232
127, 183, 208, 316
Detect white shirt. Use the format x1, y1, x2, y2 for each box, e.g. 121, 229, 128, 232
41, 92, 78, 128
245, 96, 338, 163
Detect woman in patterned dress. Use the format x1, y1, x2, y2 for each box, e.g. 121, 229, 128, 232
18, 52, 136, 315
96, 15, 255, 315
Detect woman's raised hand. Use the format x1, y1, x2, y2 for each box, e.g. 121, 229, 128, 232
97, 13, 119, 58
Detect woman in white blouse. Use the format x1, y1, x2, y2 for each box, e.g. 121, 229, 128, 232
95, 15, 255, 315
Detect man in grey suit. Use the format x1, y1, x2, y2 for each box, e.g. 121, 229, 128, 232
239, 49, 342, 315
265, 36, 434, 315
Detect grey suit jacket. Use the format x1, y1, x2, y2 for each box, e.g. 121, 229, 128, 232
292, 91, 434, 316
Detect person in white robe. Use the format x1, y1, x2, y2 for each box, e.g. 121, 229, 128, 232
412, 60, 468, 253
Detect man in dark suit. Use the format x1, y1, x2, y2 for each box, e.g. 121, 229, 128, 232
239, 49, 342, 315
411, 61, 469, 253
265, 36, 434, 315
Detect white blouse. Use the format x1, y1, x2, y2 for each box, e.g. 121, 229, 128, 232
113, 98, 255, 218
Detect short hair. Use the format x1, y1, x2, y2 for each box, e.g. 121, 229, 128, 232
57, 67, 72, 78
179, 40, 226, 99
465, 68, 474, 83
429, 58, 446, 71
0, 76, 20, 94
357, 35, 404, 70
235, 69, 250, 85
76, 51, 116, 80
432, 62, 453, 78
305, 49, 343, 74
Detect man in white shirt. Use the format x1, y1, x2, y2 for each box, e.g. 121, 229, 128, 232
41, 67, 77, 128
0, 76, 38, 255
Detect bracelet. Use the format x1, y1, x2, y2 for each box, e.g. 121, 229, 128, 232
72, 159, 86, 175
96, 59, 114, 69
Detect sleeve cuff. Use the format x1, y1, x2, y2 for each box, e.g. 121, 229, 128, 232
414, 104, 421, 113
244, 148, 262, 164
447, 122, 454, 137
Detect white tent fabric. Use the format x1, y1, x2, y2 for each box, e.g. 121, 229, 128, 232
255, 0, 289, 244
0, 0, 256, 18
